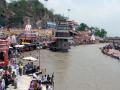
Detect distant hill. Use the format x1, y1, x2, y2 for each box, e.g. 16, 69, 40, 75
0, 0, 67, 28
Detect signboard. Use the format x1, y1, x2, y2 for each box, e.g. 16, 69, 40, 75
25, 24, 32, 31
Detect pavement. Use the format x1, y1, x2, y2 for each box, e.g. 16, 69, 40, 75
7, 75, 47, 90
7, 75, 32, 90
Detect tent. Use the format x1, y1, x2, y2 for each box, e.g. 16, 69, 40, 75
15, 45, 24, 48
90, 34, 95, 41
23, 56, 38, 61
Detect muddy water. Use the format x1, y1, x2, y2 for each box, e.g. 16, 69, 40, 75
22, 44, 120, 90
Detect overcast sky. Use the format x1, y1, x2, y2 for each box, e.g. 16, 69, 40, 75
40, 0, 120, 36
7, 0, 120, 36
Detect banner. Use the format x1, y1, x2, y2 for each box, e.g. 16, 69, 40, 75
25, 24, 32, 31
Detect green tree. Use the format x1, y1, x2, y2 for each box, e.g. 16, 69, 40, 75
0, 0, 7, 26
77, 23, 88, 31
94, 27, 107, 38
100, 29, 107, 37
5, 0, 66, 28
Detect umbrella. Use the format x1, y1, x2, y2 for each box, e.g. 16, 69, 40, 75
23, 56, 38, 61
15, 45, 24, 48
21, 42, 30, 45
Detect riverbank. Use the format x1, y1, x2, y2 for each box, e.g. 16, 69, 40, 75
101, 44, 120, 60
7, 75, 32, 90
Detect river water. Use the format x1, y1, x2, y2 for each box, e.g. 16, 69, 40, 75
22, 44, 120, 90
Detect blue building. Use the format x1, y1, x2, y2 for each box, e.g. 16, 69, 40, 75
42, 21, 57, 29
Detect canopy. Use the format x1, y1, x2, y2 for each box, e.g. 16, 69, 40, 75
21, 42, 30, 45
23, 56, 38, 61
90, 35, 95, 41
15, 45, 24, 48
9, 46, 13, 49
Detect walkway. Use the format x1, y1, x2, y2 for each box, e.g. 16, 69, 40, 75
7, 75, 32, 90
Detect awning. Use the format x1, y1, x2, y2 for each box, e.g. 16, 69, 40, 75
15, 45, 24, 48
23, 56, 38, 61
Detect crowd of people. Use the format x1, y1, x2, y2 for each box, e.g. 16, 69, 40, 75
23, 62, 40, 75
0, 58, 41, 90
0, 40, 54, 90
0, 64, 18, 89
29, 73, 54, 90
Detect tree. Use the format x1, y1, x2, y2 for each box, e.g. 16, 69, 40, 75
54, 14, 67, 22
94, 27, 107, 38
4, 0, 66, 28
100, 29, 107, 37
77, 23, 88, 31
0, 0, 7, 26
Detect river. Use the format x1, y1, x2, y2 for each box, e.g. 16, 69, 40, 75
22, 44, 120, 90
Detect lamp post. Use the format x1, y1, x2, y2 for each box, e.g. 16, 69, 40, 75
38, 45, 41, 71
38, 35, 41, 71
43, 0, 48, 43
67, 9, 71, 20
45, 3, 47, 19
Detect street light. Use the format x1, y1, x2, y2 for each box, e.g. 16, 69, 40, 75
37, 35, 42, 71
44, 0, 48, 28
43, 0, 48, 44
38, 45, 41, 71
67, 9, 71, 20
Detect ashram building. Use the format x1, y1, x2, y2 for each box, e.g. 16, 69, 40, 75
72, 30, 103, 44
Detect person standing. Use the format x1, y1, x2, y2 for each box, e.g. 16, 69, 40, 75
1, 78, 5, 90
19, 63, 23, 76
0, 80, 3, 90
11, 71, 17, 89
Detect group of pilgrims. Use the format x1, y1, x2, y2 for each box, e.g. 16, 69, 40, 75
0, 60, 24, 89
0, 46, 54, 90
0, 52, 54, 90
29, 73, 54, 90
102, 43, 120, 59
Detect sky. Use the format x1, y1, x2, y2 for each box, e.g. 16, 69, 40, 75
7, 0, 120, 36
40, 0, 120, 37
